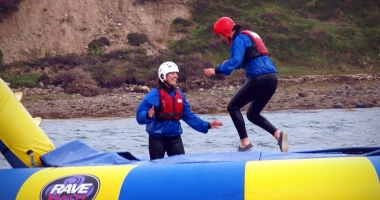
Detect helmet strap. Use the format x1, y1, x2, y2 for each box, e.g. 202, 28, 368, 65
163, 81, 174, 88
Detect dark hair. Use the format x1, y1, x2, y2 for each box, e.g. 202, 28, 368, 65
233, 24, 242, 32
232, 24, 242, 39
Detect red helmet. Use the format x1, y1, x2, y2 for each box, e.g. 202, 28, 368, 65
213, 17, 235, 38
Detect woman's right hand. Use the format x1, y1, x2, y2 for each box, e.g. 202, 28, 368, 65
148, 106, 155, 118
204, 68, 216, 77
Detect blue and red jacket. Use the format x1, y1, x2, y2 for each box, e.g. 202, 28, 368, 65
216, 30, 278, 79
136, 86, 210, 137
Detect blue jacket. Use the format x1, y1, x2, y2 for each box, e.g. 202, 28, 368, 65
216, 33, 278, 79
136, 87, 210, 137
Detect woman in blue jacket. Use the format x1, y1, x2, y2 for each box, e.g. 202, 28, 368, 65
137, 61, 223, 160
204, 17, 288, 152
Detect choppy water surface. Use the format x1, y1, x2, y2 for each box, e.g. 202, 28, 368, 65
1, 108, 379, 168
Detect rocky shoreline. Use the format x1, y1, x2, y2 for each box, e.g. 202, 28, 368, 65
12, 74, 380, 119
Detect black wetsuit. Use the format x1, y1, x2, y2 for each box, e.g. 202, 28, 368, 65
149, 135, 185, 160
227, 73, 278, 139
215, 27, 279, 140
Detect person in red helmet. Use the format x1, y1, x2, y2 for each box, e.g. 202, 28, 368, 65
137, 61, 223, 160
204, 17, 289, 152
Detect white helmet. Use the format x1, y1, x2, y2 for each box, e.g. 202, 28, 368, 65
158, 61, 179, 82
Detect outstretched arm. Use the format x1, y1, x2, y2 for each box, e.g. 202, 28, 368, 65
205, 35, 247, 77
204, 68, 216, 77
209, 120, 223, 129
181, 91, 223, 133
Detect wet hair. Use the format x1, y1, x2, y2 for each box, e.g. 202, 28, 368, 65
232, 24, 242, 39
233, 24, 242, 32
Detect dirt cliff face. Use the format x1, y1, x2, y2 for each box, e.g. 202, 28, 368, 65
0, 0, 190, 64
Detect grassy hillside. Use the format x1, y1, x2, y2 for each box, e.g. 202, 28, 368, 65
1, 0, 379, 91
184, 0, 380, 76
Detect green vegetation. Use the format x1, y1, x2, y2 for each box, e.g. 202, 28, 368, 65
186, 0, 380, 75
1, 0, 379, 92
171, 17, 194, 33
127, 33, 149, 46
87, 37, 110, 56
4, 73, 40, 88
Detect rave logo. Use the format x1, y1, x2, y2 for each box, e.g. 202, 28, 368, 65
40, 174, 100, 200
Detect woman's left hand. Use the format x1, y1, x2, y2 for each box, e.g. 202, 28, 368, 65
209, 120, 223, 129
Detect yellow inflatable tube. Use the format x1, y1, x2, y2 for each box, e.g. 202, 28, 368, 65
0, 78, 55, 167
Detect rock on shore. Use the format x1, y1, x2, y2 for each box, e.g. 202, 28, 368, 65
11, 74, 380, 119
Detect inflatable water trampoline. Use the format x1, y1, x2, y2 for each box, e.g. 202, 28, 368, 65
0, 78, 379, 200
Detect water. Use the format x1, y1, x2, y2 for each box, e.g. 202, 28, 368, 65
1, 108, 380, 168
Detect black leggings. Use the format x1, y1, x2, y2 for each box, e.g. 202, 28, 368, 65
227, 73, 278, 140
149, 134, 185, 160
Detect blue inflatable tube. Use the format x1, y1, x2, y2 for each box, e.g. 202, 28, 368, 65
1, 149, 380, 199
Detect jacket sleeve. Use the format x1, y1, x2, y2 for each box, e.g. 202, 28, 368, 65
216, 35, 247, 76
180, 91, 210, 134
136, 89, 160, 124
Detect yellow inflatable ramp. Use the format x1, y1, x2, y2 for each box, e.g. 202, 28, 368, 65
0, 78, 55, 168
